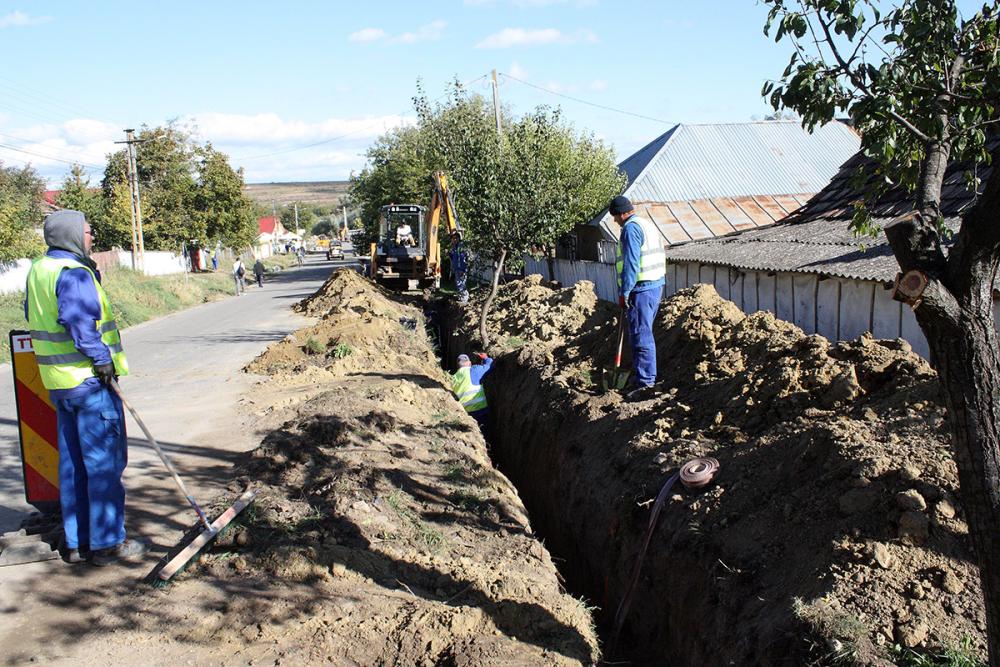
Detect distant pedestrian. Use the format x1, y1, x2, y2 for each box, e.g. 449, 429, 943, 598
611, 195, 665, 400
253, 258, 265, 287
211, 248, 219, 271
233, 258, 246, 296
451, 353, 493, 438
449, 232, 469, 304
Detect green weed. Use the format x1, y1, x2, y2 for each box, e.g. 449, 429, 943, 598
303, 337, 325, 355
888, 636, 984, 667
332, 342, 353, 359
385, 488, 446, 552
506, 336, 525, 349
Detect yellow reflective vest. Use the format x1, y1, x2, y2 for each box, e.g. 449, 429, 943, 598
25, 255, 129, 391
451, 366, 487, 413
616, 214, 666, 287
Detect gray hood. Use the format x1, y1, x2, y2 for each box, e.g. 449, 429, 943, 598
43, 209, 88, 258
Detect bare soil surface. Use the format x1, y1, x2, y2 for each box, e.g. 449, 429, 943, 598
448, 275, 985, 665
116, 269, 598, 665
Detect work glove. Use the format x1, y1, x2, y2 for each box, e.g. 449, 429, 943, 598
93, 363, 116, 385
476, 353, 488, 361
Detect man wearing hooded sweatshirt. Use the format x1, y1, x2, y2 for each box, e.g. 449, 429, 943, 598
24, 210, 148, 566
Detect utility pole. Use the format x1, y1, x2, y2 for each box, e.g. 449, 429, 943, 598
116, 129, 145, 272
294, 203, 300, 236
490, 69, 502, 138
343, 205, 348, 239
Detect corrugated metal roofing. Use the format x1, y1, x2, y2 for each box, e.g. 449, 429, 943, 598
594, 120, 860, 240
663, 136, 998, 282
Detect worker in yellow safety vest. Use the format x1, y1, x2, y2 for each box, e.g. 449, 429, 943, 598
611, 195, 665, 400
23, 210, 148, 566
451, 353, 493, 435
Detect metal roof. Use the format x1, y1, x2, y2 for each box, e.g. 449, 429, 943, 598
663, 138, 997, 282
594, 120, 860, 240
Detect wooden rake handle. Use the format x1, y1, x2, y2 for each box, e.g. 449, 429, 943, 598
109, 380, 213, 532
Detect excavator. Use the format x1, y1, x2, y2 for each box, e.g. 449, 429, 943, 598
370, 171, 461, 290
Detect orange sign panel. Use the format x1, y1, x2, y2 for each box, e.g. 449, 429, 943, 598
9, 331, 59, 509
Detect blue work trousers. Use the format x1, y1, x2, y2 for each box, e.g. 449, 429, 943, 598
54, 385, 127, 551
627, 285, 663, 388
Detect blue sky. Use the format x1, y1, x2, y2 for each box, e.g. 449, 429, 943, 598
0, 1, 975, 185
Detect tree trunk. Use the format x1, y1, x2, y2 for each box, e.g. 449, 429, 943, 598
920, 296, 1000, 664
479, 249, 507, 350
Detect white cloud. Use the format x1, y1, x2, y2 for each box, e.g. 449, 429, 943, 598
395, 20, 446, 44
0, 11, 52, 28
348, 20, 446, 45
187, 112, 412, 146
508, 61, 529, 80
0, 111, 417, 185
476, 27, 597, 49
348, 27, 386, 43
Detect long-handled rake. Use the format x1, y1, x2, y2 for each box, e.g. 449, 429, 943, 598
110, 381, 256, 582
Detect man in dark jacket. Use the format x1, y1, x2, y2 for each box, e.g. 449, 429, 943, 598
253, 258, 266, 287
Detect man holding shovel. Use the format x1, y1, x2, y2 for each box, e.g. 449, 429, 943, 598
24, 210, 148, 565
610, 196, 665, 399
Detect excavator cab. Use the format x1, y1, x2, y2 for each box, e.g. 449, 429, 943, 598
370, 172, 460, 291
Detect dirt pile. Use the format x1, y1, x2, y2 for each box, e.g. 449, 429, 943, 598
453, 279, 984, 665
132, 268, 599, 665
247, 269, 439, 379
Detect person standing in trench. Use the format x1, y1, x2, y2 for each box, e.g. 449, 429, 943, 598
610, 195, 665, 400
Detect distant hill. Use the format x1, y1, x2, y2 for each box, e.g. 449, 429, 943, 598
244, 181, 350, 208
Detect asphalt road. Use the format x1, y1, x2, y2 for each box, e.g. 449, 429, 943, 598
0, 251, 353, 535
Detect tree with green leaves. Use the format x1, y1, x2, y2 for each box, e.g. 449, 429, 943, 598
0, 161, 45, 262
279, 201, 316, 235
101, 122, 258, 253
55, 164, 103, 232
352, 83, 624, 347
763, 0, 1000, 659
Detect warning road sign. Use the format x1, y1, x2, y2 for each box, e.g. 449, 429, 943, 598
9, 331, 59, 511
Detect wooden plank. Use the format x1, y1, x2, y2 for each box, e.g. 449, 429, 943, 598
711, 197, 756, 231
698, 263, 715, 286
793, 273, 818, 334
839, 281, 874, 340
743, 272, 759, 313
689, 199, 737, 237
730, 271, 745, 309
816, 278, 840, 341
713, 266, 731, 300
645, 204, 692, 244
872, 284, 902, 339
776, 273, 795, 322
733, 196, 779, 228
158, 490, 257, 580
665, 201, 713, 240
757, 273, 777, 314
901, 306, 930, 359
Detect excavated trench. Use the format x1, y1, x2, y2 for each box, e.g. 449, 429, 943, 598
433, 277, 987, 666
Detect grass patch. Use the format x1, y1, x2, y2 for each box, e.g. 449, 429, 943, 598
386, 488, 445, 552
1, 268, 234, 363
332, 342, 353, 359
506, 336, 525, 349
888, 636, 985, 667
303, 337, 325, 355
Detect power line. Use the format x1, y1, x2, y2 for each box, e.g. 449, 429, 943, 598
498, 72, 674, 126
0, 141, 103, 169
232, 74, 490, 162
0, 130, 108, 161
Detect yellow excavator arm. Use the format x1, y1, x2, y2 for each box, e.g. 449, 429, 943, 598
426, 172, 461, 281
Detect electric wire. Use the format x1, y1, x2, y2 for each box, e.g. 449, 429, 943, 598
0, 141, 103, 168
232, 73, 489, 162
498, 72, 674, 126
